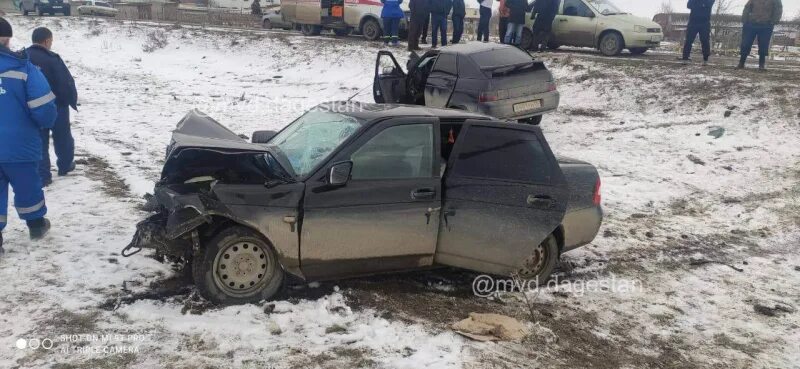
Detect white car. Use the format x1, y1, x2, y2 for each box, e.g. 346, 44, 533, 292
261, 9, 294, 30
77, 0, 119, 17
523, 0, 664, 56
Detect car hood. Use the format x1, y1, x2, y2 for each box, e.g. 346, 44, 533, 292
603, 14, 661, 29
168, 110, 269, 155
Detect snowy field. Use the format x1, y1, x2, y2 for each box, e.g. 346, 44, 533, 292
1, 15, 799, 369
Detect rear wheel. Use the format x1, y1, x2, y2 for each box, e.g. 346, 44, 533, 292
300, 24, 321, 36
599, 32, 624, 56
192, 226, 284, 305
519, 28, 534, 50
262, 19, 272, 29
361, 18, 382, 41
629, 47, 648, 55
516, 235, 559, 283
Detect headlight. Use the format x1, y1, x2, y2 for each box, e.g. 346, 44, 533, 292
634, 25, 647, 33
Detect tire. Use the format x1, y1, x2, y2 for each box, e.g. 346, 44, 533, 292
333, 28, 350, 37
546, 42, 560, 50
629, 47, 648, 55
517, 235, 559, 283
519, 28, 533, 50
599, 32, 624, 56
361, 18, 382, 41
519, 115, 543, 125
300, 24, 321, 36
262, 19, 272, 29
192, 226, 285, 305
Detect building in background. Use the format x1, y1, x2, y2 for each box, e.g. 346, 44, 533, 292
654, 12, 799, 49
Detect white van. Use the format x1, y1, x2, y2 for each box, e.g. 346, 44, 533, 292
280, 0, 409, 40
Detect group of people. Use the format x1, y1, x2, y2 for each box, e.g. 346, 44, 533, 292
0, 17, 77, 254
681, 0, 783, 70
393, 0, 559, 51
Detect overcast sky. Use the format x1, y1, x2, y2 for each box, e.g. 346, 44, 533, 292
614, 0, 800, 20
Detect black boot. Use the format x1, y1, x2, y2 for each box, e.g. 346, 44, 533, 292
736, 55, 746, 69
0, 233, 4, 256
28, 218, 51, 240
758, 55, 766, 71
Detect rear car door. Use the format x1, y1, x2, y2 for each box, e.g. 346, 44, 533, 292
300, 118, 442, 279
424, 52, 458, 109
373, 51, 408, 104
553, 0, 598, 47
434, 121, 568, 275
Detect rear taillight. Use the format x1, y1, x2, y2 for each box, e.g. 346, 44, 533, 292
593, 178, 602, 206
479, 92, 498, 103
547, 81, 557, 92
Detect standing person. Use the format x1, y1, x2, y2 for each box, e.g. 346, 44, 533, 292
430, 0, 452, 48
408, 0, 428, 50
530, 0, 558, 51
27, 27, 78, 186
476, 0, 493, 42
0, 17, 58, 254
738, 0, 783, 70
681, 0, 715, 65
504, 0, 526, 45
498, 0, 511, 44
381, 0, 405, 46
250, 0, 262, 15
420, 3, 431, 44
451, 0, 465, 44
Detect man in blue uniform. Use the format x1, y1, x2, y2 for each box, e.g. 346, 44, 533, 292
28, 27, 78, 186
0, 17, 58, 254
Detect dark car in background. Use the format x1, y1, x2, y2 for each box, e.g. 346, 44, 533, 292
126, 102, 601, 304
20, 0, 71, 16
373, 43, 560, 125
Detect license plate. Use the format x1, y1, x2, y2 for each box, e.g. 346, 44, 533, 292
52, 6, 62, 8
513, 100, 542, 113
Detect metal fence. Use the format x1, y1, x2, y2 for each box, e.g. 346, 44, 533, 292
114, 3, 259, 28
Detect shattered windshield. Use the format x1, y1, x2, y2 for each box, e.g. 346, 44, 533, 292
269, 110, 362, 178
587, 0, 625, 15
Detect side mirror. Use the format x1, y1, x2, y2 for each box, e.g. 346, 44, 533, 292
252, 130, 278, 144
328, 161, 353, 186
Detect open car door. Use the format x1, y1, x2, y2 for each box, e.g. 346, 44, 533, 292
373, 51, 407, 104
434, 121, 569, 276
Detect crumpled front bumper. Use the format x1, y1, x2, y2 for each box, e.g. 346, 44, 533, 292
123, 187, 215, 257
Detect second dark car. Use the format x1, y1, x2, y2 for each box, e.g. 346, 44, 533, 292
373, 43, 560, 125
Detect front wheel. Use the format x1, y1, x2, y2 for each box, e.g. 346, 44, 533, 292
192, 226, 285, 305
599, 32, 624, 56
516, 235, 559, 283
629, 47, 648, 55
361, 18, 382, 41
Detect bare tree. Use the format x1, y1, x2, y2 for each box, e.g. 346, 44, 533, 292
710, 0, 739, 48
659, 1, 674, 15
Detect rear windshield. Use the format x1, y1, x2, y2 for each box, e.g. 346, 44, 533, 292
470, 48, 534, 69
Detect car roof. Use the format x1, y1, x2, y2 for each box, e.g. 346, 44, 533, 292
438, 42, 517, 56
315, 101, 496, 123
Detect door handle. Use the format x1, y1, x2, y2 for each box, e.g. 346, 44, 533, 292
527, 195, 556, 209
559, 19, 568, 22
411, 188, 436, 200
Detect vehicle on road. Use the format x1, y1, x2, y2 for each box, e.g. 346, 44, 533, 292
76, 0, 118, 17
521, 0, 664, 56
374, 43, 559, 125
126, 102, 603, 304
280, 0, 409, 40
261, 9, 294, 30
20, 0, 71, 16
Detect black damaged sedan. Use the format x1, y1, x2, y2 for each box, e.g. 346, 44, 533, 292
127, 102, 602, 304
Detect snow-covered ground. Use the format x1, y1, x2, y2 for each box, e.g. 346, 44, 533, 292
0, 15, 798, 369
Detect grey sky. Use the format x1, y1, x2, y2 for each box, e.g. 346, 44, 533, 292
612, 0, 800, 20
